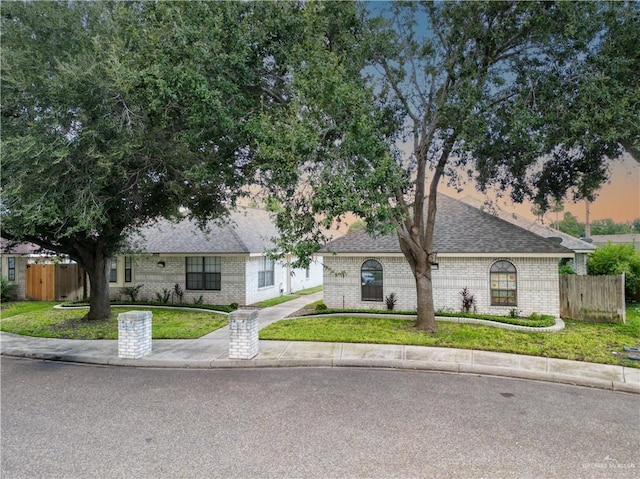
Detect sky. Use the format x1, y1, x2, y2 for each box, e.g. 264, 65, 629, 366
441, 153, 640, 224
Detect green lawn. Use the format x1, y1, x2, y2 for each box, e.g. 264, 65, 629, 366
0, 304, 227, 339
260, 304, 640, 367
254, 286, 323, 308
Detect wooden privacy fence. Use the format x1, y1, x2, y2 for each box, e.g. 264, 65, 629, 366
559, 274, 625, 323
25, 264, 84, 302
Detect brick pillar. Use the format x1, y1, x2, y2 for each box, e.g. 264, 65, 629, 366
118, 311, 152, 359
228, 308, 259, 359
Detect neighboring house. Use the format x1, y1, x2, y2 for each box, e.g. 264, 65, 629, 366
0, 238, 82, 301
587, 234, 640, 251
1, 239, 39, 299
112, 208, 323, 305
318, 194, 573, 318
460, 196, 596, 274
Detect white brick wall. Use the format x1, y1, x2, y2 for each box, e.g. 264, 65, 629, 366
110, 253, 323, 306
228, 309, 259, 359
111, 255, 247, 305
118, 311, 152, 359
323, 255, 561, 317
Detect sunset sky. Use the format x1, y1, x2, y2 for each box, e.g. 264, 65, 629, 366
441, 153, 640, 224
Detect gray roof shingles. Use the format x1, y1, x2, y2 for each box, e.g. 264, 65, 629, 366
132, 208, 278, 254
320, 194, 572, 255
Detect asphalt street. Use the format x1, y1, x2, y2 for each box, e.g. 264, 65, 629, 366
1, 357, 638, 479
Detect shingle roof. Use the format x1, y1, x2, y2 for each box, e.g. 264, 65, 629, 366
459, 196, 596, 253
588, 234, 640, 251
320, 194, 573, 255
0, 238, 47, 255
131, 208, 278, 254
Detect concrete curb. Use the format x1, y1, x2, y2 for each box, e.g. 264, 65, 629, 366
53, 304, 230, 315
295, 312, 565, 332
2, 348, 637, 394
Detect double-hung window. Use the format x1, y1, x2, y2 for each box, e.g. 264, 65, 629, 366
258, 257, 274, 288
7, 257, 16, 281
124, 257, 132, 283
186, 257, 221, 290
109, 258, 118, 283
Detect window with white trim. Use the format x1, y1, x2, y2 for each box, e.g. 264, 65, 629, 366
258, 257, 274, 288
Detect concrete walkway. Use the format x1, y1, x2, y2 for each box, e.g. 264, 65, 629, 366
1, 292, 638, 394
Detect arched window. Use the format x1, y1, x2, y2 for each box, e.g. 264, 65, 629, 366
490, 260, 517, 306
361, 259, 383, 301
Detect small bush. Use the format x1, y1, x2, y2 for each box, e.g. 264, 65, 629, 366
315, 302, 328, 311
172, 283, 184, 303
587, 243, 640, 298
155, 289, 171, 304
1, 277, 17, 302
192, 295, 204, 305
459, 287, 476, 313
558, 263, 576, 275
508, 308, 521, 318
385, 293, 398, 311
230, 302, 239, 310
121, 284, 144, 302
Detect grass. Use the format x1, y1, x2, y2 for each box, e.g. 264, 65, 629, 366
1, 301, 58, 318
254, 286, 323, 308
304, 306, 556, 328
0, 304, 227, 339
260, 304, 640, 368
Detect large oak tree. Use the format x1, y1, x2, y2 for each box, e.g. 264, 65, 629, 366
1, 1, 302, 319
259, 1, 639, 332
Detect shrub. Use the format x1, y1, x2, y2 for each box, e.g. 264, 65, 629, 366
587, 243, 640, 298
155, 289, 171, 304
230, 302, 239, 310
121, 284, 144, 302
172, 283, 184, 303
459, 287, 476, 313
1, 277, 17, 302
315, 302, 328, 311
192, 295, 204, 305
385, 293, 398, 311
558, 263, 576, 275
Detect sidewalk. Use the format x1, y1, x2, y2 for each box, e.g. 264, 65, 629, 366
1, 292, 638, 394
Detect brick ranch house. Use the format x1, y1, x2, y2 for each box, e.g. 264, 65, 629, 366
318, 195, 573, 318
110, 207, 323, 306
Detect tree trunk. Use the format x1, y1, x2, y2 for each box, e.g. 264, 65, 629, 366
414, 258, 436, 333
83, 254, 112, 320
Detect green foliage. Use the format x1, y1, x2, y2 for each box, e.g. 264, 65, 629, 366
587, 243, 640, 297
0, 277, 17, 303
385, 293, 398, 311
155, 289, 171, 304
0, 306, 227, 339
552, 212, 586, 238
259, 1, 636, 332
0, 1, 305, 319
120, 285, 144, 303
590, 219, 635, 235
558, 263, 577, 275
259, 311, 639, 367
